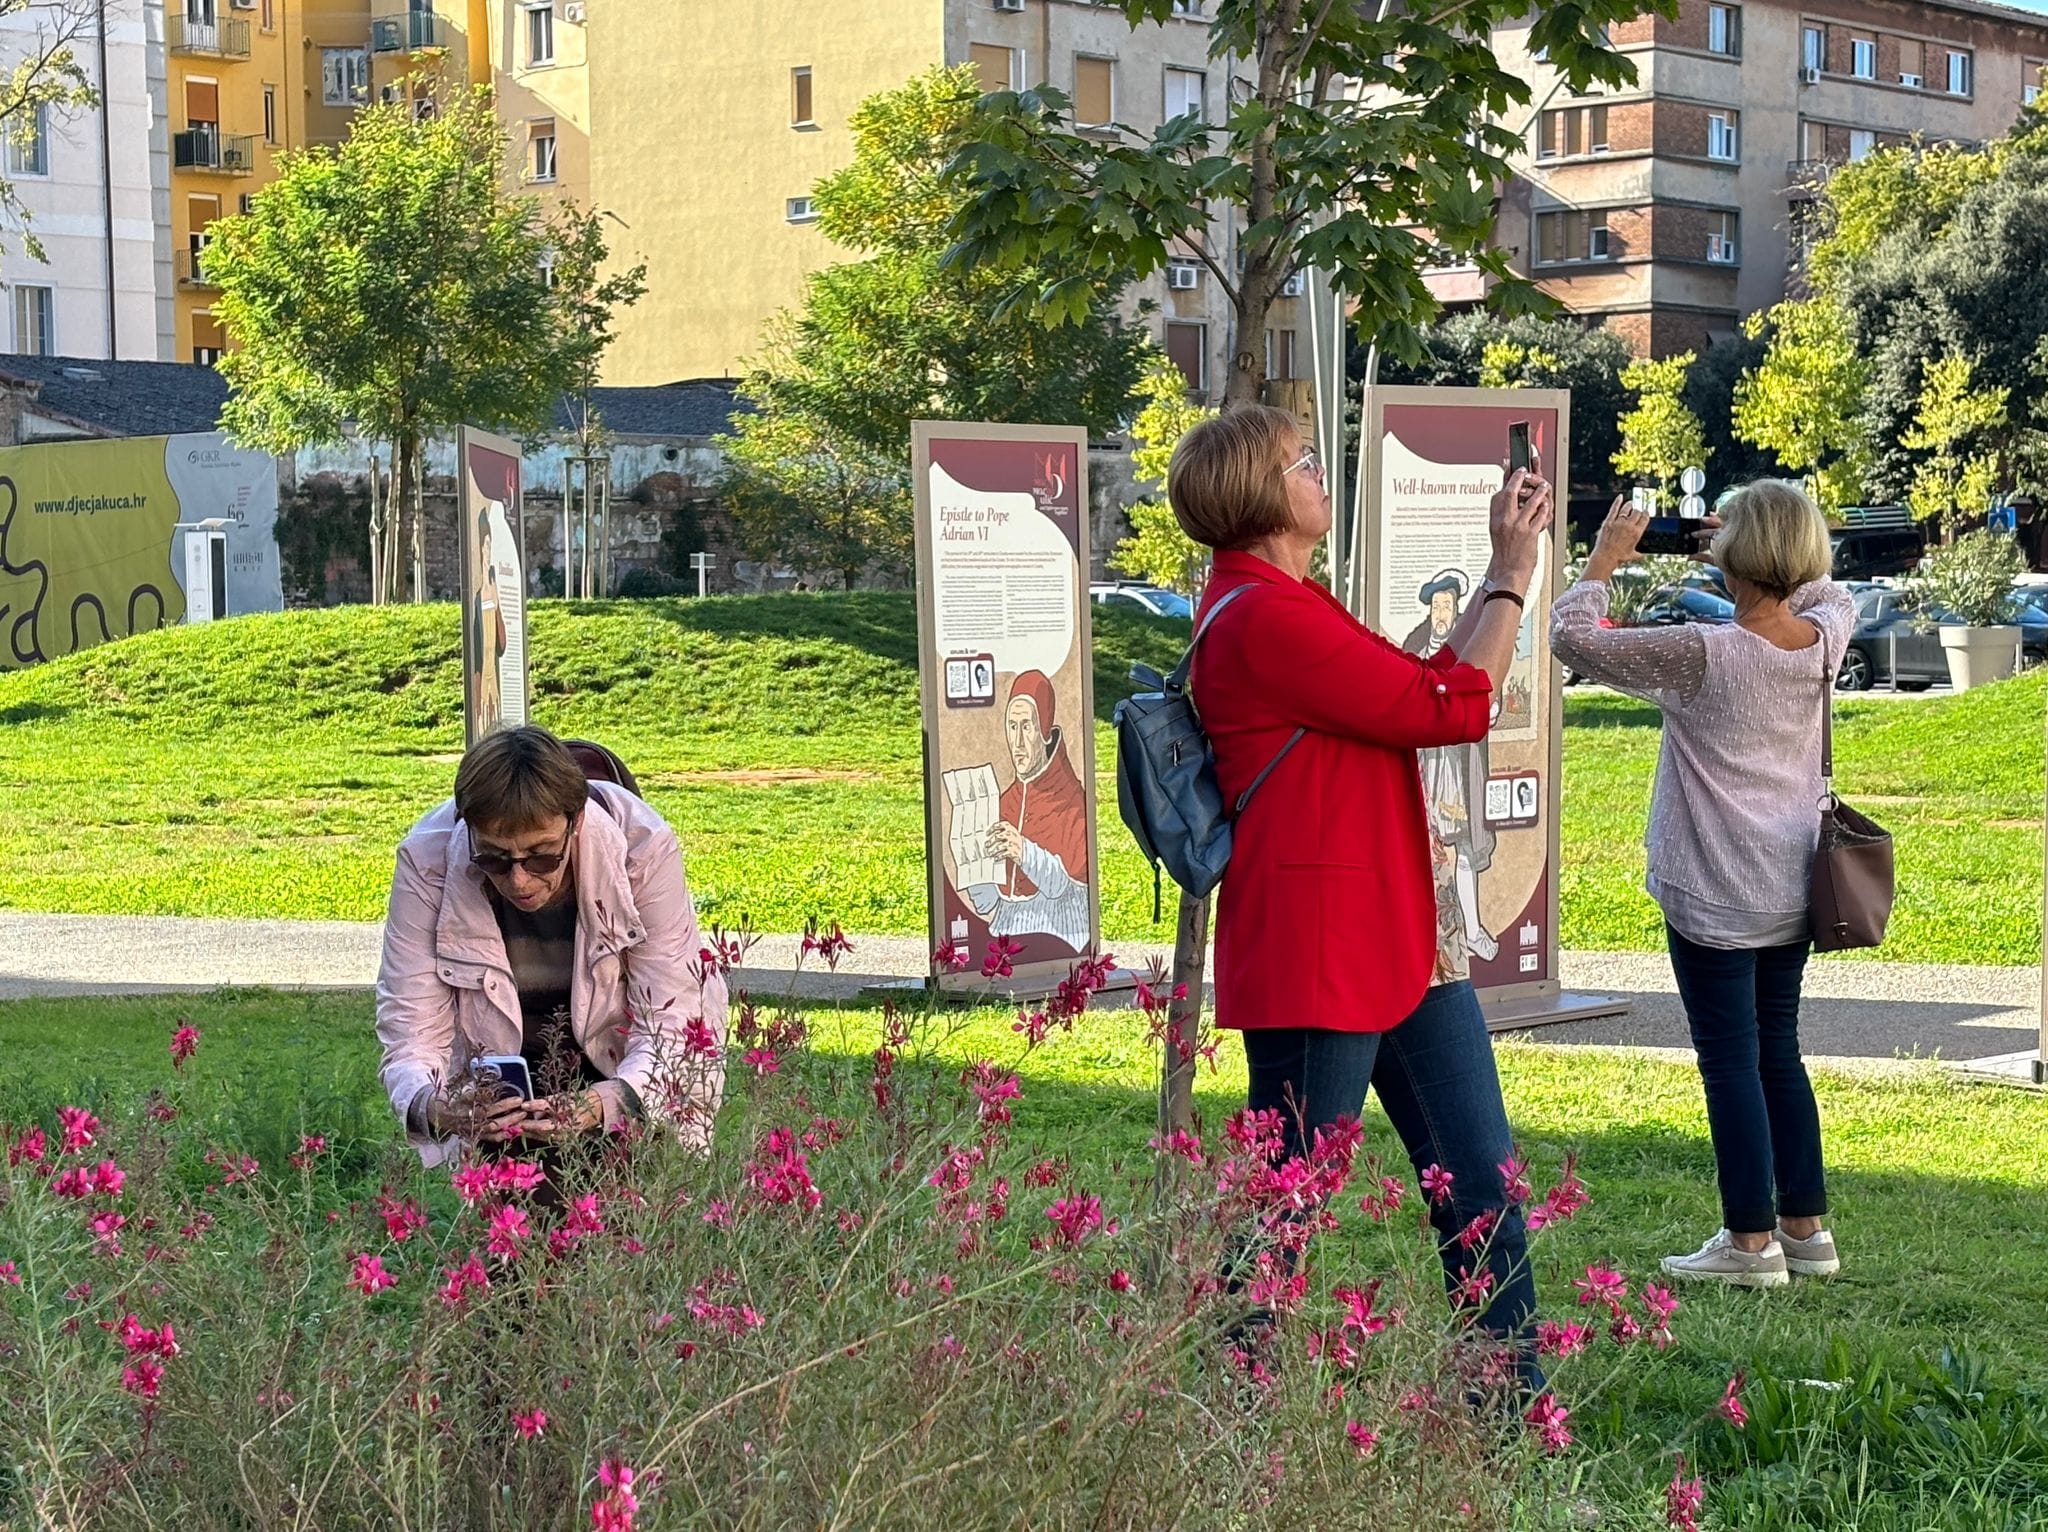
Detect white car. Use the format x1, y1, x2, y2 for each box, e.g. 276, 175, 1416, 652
1089, 583, 1193, 619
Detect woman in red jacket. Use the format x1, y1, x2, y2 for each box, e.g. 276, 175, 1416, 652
1173, 406, 1552, 1376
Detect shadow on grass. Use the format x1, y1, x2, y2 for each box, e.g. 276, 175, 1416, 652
0, 701, 70, 725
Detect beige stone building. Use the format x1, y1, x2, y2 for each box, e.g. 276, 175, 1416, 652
547, 0, 1293, 397
1434, 0, 2048, 355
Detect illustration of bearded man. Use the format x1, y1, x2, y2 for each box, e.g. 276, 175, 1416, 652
1403, 571, 1499, 963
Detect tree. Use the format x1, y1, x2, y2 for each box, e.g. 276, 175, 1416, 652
207, 89, 644, 603
1612, 352, 1707, 502
1371, 312, 1634, 495
1733, 297, 1870, 512
721, 67, 1154, 584
1108, 355, 1214, 594
1681, 331, 1779, 490
945, 0, 1660, 409
0, 1, 99, 261
1901, 353, 2007, 533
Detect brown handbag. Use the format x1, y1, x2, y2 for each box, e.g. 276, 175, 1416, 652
1809, 650, 1894, 952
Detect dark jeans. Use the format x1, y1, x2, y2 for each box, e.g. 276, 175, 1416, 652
1665, 925, 1829, 1235
1241, 980, 1540, 1384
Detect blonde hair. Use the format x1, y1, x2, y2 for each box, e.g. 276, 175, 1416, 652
1167, 406, 1300, 551
1711, 479, 1832, 599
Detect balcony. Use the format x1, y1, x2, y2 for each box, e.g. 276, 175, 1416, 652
371, 11, 443, 52
177, 248, 219, 288
169, 15, 251, 57
174, 127, 257, 175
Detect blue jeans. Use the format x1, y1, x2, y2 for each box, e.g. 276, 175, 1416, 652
1665, 925, 1829, 1235
1240, 980, 1540, 1380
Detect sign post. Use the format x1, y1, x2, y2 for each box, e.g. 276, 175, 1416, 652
691, 551, 714, 598
911, 422, 1103, 997
1359, 385, 1626, 1031
458, 427, 528, 747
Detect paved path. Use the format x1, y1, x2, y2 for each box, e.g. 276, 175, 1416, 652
0, 914, 2038, 1075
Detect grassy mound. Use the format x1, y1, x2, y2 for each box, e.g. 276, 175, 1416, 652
1, 597, 2041, 961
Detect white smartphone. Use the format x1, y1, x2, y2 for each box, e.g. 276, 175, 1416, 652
475, 1054, 534, 1100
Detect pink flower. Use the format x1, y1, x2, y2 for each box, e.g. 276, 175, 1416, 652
1610, 1310, 1642, 1345
1666, 1458, 1705, 1531
591, 1457, 640, 1532
57, 1106, 99, 1155
169, 1023, 201, 1070
8, 1126, 47, 1167
1526, 1155, 1591, 1232
350, 1252, 397, 1295
1719, 1373, 1748, 1430
1333, 1282, 1388, 1337
1524, 1392, 1572, 1454
1150, 1128, 1204, 1164
1044, 1193, 1104, 1246
50, 1167, 92, 1200
1455, 1209, 1497, 1251
1641, 1282, 1680, 1326
981, 936, 1025, 980
486, 1206, 531, 1259
681, 1016, 721, 1058
1536, 1320, 1593, 1358
1574, 1264, 1627, 1309
451, 1164, 495, 1204
513, 1407, 548, 1440
746, 1129, 822, 1212
493, 1161, 546, 1194
701, 1199, 734, 1229
1420, 1164, 1454, 1205
90, 1160, 125, 1198
1344, 1421, 1379, 1457
932, 940, 970, 974
378, 1193, 428, 1242
1451, 1267, 1496, 1308
122, 1358, 165, 1400
0, 1261, 17, 1286
1107, 1269, 1132, 1294
1498, 1150, 1533, 1205
966, 1062, 1022, 1125
439, 1254, 491, 1307
89, 1210, 127, 1243
564, 1194, 605, 1238
289, 1134, 328, 1170
116, 1313, 179, 1358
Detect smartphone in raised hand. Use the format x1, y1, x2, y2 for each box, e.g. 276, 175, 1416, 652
1507, 421, 1533, 477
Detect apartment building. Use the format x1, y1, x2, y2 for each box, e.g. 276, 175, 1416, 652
1439, 0, 2048, 356
575, 0, 1287, 399
0, 0, 172, 361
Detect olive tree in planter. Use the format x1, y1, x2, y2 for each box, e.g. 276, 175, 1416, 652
1909, 529, 2026, 690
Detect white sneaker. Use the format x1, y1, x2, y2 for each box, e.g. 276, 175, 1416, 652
1777, 1226, 1841, 1278
1660, 1229, 1789, 1288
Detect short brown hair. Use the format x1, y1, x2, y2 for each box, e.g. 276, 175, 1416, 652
454, 726, 590, 834
1168, 406, 1300, 551
1712, 479, 1832, 600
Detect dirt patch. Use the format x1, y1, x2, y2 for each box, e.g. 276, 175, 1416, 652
1989, 819, 2042, 831
422, 753, 463, 764
1852, 795, 1927, 806
650, 768, 881, 786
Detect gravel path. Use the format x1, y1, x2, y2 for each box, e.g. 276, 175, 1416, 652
1, 913, 2038, 1073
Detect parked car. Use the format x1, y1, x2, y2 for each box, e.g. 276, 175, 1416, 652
1089, 582, 1192, 619
1832, 525, 1925, 581
1837, 585, 2048, 690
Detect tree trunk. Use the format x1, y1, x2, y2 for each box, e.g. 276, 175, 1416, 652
367, 455, 386, 605
411, 440, 427, 602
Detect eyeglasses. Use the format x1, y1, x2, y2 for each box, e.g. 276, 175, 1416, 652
471, 819, 577, 878
1286, 444, 1325, 484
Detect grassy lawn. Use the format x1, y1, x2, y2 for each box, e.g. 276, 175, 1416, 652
0, 594, 2042, 962
3, 988, 2044, 1526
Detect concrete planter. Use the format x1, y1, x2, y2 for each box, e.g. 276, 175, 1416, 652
1938, 624, 2022, 691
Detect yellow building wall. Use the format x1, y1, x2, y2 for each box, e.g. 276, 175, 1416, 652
586, 0, 948, 385
485, 0, 590, 210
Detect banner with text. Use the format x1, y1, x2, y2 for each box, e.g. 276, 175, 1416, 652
913, 422, 1100, 992
458, 427, 529, 747
1362, 386, 1571, 1013
0, 432, 281, 669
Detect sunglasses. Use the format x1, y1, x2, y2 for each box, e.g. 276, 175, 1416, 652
471, 818, 578, 879
1286, 444, 1325, 483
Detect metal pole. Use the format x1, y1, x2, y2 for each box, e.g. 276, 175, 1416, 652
560, 460, 573, 599
578, 462, 592, 599
2039, 687, 2047, 1084
597, 462, 612, 597
367, 455, 384, 606
411, 446, 426, 602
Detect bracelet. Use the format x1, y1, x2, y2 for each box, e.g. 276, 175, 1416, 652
1482, 588, 1527, 612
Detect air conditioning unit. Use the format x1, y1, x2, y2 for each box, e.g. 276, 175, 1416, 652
1280, 272, 1306, 297
563, 0, 585, 20
228, 0, 255, 9
1899, 72, 1921, 87
1801, 65, 1822, 84
993, 0, 1024, 10
380, 83, 404, 104
1167, 261, 1201, 290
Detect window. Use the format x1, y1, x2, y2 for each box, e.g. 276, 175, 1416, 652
529, 119, 557, 181
1708, 111, 1738, 161
1803, 119, 1828, 160
1165, 67, 1204, 123
321, 47, 369, 106
262, 85, 277, 143
1165, 320, 1206, 392
786, 195, 818, 223
526, 2, 554, 67
6, 102, 48, 178
1075, 56, 1114, 128
1849, 128, 1875, 161
187, 0, 215, 23
1539, 104, 1606, 157
2028, 62, 2045, 106
1588, 103, 1608, 151
1851, 37, 1875, 79
1947, 50, 1971, 96
192, 314, 224, 368
1535, 208, 1611, 264
1898, 38, 1922, 87
1803, 26, 1823, 71
13, 284, 52, 356
791, 67, 813, 127
1706, 211, 1739, 263
970, 43, 1022, 93
260, 0, 273, 28
1171, 0, 1201, 14
1266, 328, 1297, 380
1707, 5, 1739, 56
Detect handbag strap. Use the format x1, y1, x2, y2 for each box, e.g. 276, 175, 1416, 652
1820, 644, 1836, 802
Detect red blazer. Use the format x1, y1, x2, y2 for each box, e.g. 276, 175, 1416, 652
1192, 550, 1494, 1034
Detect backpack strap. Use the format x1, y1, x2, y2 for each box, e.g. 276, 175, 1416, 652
1234, 728, 1305, 815
1165, 583, 1255, 691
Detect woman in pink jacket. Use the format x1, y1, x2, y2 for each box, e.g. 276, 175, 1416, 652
375, 725, 727, 1167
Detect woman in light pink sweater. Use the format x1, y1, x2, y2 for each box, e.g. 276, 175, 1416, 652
1552, 481, 1854, 1290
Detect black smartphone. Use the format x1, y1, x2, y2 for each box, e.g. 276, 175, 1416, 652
1637, 517, 1705, 557
1507, 421, 1533, 476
